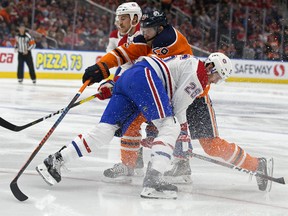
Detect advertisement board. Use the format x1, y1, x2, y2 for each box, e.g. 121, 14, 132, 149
0, 47, 287, 83
0, 47, 107, 79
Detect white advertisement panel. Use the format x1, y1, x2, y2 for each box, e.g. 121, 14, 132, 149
232, 59, 288, 82
0, 47, 287, 83
0, 47, 106, 79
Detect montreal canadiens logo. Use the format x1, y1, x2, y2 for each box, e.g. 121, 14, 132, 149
273, 64, 285, 77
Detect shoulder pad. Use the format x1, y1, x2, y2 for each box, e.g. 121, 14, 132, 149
152, 25, 175, 47
109, 29, 119, 38
133, 35, 146, 43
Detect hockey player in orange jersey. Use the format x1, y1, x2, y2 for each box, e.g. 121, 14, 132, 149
86, 10, 270, 191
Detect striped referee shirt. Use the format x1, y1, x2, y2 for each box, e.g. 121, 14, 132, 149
15, 31, 36, 53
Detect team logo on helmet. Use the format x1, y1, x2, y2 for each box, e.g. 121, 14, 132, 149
153, 11, 161, 16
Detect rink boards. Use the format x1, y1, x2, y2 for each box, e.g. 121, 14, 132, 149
0, 47, 288, 83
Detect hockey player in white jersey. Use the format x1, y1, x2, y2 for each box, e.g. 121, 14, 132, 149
106, 2, 142, 53
100, 2, 142, 106
36, 53, 233, 199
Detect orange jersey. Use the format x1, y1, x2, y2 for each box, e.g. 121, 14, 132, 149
100, 25, 193, 69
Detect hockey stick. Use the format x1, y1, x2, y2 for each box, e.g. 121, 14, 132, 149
0, 93, 102, 132
191, 152, 286, 185
10, 79, 91, 201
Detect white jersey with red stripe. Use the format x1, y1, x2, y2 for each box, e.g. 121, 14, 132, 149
106, 29, 123, 53
106, 24, 141, 53
139, 55, 208, 124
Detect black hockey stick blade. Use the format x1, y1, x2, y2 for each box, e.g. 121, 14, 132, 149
0, 117, 22, 131
10, 180, 28, 201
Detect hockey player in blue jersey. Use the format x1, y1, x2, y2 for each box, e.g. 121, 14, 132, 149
36, 53, 233, 199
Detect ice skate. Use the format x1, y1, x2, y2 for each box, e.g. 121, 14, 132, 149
36, 150, 65, 186
102, 163, 134, 183
164, 159, 192, 184
140, 162, 178, 199
256, 157, 274, 192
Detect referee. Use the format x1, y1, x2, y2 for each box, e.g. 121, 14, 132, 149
15, 23, 37, 84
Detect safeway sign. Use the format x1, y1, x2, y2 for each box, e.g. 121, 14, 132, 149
232, 59, 288, 82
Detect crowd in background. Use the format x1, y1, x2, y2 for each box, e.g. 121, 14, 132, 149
1, 0, 288, 61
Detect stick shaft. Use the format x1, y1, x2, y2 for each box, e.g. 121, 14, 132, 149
0, 93, 100, 132
10, 80, 91, 201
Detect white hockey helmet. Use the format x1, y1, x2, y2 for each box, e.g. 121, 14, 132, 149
116, 2, 142, 24
205, 52, 233, 80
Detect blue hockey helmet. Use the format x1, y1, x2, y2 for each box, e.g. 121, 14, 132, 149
140, 10, 168, 28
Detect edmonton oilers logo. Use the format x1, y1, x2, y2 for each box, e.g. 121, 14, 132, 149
273, 64, 285, 77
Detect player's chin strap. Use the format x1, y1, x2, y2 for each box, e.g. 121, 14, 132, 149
121, 20, 138, 36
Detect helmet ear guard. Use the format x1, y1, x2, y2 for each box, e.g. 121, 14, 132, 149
205, 52, 233, 80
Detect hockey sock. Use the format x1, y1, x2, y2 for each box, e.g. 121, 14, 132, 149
121, 136, 141, 168
121, 114, 146, 168
199, 137, 258, 171
150, 141, 173, 173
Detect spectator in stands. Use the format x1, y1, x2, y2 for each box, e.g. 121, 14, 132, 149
161, 0, 174, 13
1, 33, 14, 47
282, 46, 288, 61
283, 27, 288, 47
243, 42, 256, 59
252, 39, 264, 60
35, 35, 49, 49
0, 0, 286, 60
0, 1, 11, 24
36, 22, 48, 36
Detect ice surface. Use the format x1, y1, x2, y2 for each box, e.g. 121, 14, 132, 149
0, 79, 288, 216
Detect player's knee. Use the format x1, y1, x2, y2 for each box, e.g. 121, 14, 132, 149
78, 123, 118, 153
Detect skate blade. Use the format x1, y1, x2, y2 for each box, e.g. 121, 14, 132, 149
164, 175, 192, 184
266, 157, 274, 192
36, 164, 57, 186
101, 176, 132, 184
140, 187, 177, 199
